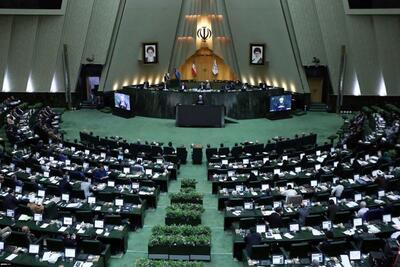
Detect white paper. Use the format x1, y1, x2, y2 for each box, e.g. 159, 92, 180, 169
58, 226, 67, 232
5, 254, 18, 261
283, 233, 294, 239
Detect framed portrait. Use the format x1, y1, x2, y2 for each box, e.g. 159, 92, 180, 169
249, 44, 265, 65
143, 43, 158, 64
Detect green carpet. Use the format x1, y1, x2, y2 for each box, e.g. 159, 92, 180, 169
60, 110, 343, 267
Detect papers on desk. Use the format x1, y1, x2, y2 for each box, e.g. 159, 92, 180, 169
5, 254, 18, 261
340, 255, 352, 267
251, 191, 257, 196
104, 232, 110, 237
283, 233, 294, 239
392, 217, 400, 225
387, 194, 400, 201
345, 201, 358, 208
311, 229, 324, 236
96, 229, 104, 235
18, 214, 31, 221
232, 211, 242, 216
40, 223, 49, 229
343, 229, 355, 236
66, 203, 81, 208
261, 210, 273, 216
289, 171, 296, 176
42, 252, 61, 263
374, 199, 385, 205
273, 234, 282, 240
58, 226, 67, 232
95, 206, 101, 211
367, 225, 380, 234
78, 228, 85, 234
153, 173, 160, 178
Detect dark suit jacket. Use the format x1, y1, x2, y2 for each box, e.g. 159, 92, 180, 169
268, 212, 283, 228
59, 179, 72, 194
4, 194, 18, 210
244, 232, 262, 258
327, 204, 338, 221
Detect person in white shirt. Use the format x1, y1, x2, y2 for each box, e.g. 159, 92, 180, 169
356, 201, 369, 218
331, 180, 344, 198
283, 184, 297, 201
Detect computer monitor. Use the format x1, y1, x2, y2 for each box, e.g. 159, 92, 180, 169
273, 201, 282, 209
114, 93, 131, 111
15, 186, 22, 194
272, 255, 284, 264
295, 167, 301, 173
243, 159, 249, 165
34, 213, 42, 222
310, 180, 318, 187
315, 164, 321, 171
221, 159, 228, 165
83, 162, 89, 169
256, 224, 266, 233
289, 224, 299, 232
65, 248, 76, 258
61, 194, 69, 202
37, 190, 45, 198
132, 182, 140, 190
236, 185, 244, 192
49, 156, 54, 161
88, 196, 96, 204
316, 150, 321, 156
251, 170, 259, 176
100, 152, 106, 159
65, 160, 71, 166
156, 158, 163, 164
378, 190, 385, 198
0, 242, 4, 251
123, 167, 130, 174
354, 194, 362, 202
263, 157, 269, 163
84, 150, 90, 155
261, 184, 269, 191
274, 169, 280, 175
244, 202, 254, 210
286, 182, 294, 189
311, 253, 324, 263
63, 217, 73, 226
145, 169, 153, 176
282, 155, 288, 161
107, 181, 115, 187
322, 221, 332, 230
117, 155, 124, 161
29, 244, 40, 254
227, 171, 235, 177
329, 197, 337, 204
94, 220, 104, 229
354, 174, 360, 180
269, 95, 292, 112
115, 199, 124, 207
353, 218, 363, 227
6, 209, 14, 218
302, 199, 310, 207
104, 165, 109, 171
383, 214, 392, 223
349, 250, 361, 261
26, 167, 31, 174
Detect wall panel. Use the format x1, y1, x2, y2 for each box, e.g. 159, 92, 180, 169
0, 16, 13, 91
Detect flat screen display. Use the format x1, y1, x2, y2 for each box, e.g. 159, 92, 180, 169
348, 0, 400, 9
0, 0, 63, 9
269, 94, 291, 112
114, 93, 131, 111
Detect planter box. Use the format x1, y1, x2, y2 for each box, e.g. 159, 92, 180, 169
148, 245, 168, 260
169, 245, 190, 260
190, 245, 211, 261
170, 199, 203, 205
165, 217, 201, 226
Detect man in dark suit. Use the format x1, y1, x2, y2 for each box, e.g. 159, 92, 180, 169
4, 189, 18, 210
327, 199, 338, 221
196, 95, 205, 105
268, 207, 283, 228
59, 173, 72, 194
244, 227, 262, 258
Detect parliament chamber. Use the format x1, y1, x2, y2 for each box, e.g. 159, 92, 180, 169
0, 0, 400, 267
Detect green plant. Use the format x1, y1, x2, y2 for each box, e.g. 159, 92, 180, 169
170, 190, 203, 204
165, 203, 204, 223
180, 178, 197, 189
149, 225, 211, 247
135, 258, 204, 267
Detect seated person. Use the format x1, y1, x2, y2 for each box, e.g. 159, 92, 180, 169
298, 203, 310, 226
21, 226, 37, 243
93, 164, 108, 182
356, 201, 369, 218
59, 173, 72, 194
179, 82, 187, 91
4, 188, 18, 210
283, 184, 297, 201
331, 180, 344, 198
27, 201, 44, 214
80, 177, 92, 198
244, 227, 262, 259
0, 226, 11, 240
205, 80, 211, 90
131, 160, 145, 173
327, 199, 338, 221
198, 82, 206, 90
268, 207, 283, 228
196, 94, 205, 105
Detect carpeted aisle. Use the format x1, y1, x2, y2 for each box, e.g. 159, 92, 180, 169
60, 110, 343, 267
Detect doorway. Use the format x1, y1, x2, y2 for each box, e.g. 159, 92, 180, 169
77, 64, 103, 106
304, 66, 332, 105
